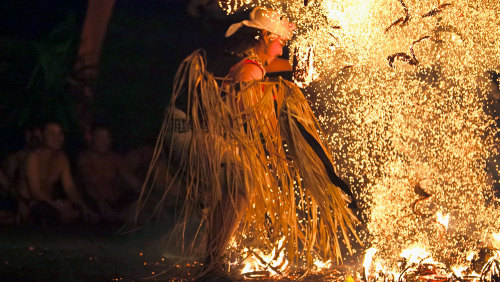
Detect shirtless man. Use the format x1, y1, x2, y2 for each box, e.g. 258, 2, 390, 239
77, 125, 141, 221
25, 121, 95, 224
0, 165, 17, 224
3, 124, 42, 222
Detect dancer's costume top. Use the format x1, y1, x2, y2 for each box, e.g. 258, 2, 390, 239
135, 7, 358, 268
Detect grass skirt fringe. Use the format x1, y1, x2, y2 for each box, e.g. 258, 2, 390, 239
134, 50, 359, 275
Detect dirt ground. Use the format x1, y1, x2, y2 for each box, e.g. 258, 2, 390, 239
0, 211, 364, 282
0, 218, 182, 282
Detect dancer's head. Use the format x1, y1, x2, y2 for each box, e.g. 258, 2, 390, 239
225, 7, 294, 65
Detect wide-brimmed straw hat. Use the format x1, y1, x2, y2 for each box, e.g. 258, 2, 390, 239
225, 7, 292, 40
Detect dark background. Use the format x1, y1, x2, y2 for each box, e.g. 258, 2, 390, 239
0, 0, 241, 159
0, 3, 245, 279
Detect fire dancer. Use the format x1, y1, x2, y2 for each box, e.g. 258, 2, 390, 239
135, 6, 358, 279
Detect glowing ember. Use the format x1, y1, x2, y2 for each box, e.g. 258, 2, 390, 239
240, 237, 288, 277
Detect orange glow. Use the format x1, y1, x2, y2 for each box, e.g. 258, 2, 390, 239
218, 0, 500, 277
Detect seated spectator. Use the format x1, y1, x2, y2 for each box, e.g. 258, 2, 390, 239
77, 125, 141, 222
126, 141, 182, 210
125, 142, 155, 182
0, 165, 17, 224
25, 121, 96, 225
0, 166, 10, 192
3, 124, 42, 222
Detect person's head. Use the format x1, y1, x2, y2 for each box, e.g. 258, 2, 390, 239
41, 121, 64, 150
23, 123, 42, 149
90, 125, 113, 153
225, 7, 293, 65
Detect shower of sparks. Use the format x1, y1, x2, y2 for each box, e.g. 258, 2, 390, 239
219, 0, 500, 274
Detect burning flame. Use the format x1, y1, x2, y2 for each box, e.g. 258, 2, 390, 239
489, 249, 500, 261
239, 236, 335, 277
492, 232, 500, 249
240, 237, 288, 277
313, 259, 332, 271
436, 212, 450, 229
466, 250, 475, 261
292, 45, 319, 88
451, 265, 468, 277
400, 245, 434, 264
363, 248, 378, 278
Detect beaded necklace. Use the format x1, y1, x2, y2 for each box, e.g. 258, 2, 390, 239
243, 49, 266, 77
